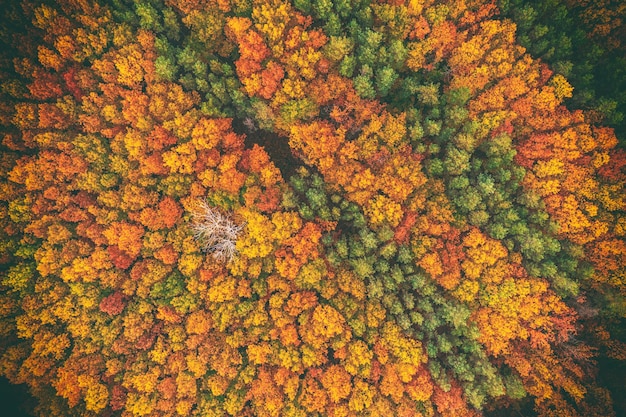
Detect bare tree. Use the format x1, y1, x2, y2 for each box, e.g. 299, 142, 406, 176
190, 200, 245, 263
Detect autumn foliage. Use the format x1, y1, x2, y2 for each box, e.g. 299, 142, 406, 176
0, 0, 624, 416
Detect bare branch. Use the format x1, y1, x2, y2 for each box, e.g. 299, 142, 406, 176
189, 200, 245, 263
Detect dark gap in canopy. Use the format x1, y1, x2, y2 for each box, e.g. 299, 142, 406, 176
232, 118, 302, 181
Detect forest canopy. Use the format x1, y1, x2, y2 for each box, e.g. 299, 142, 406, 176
0, 0, 624, 416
